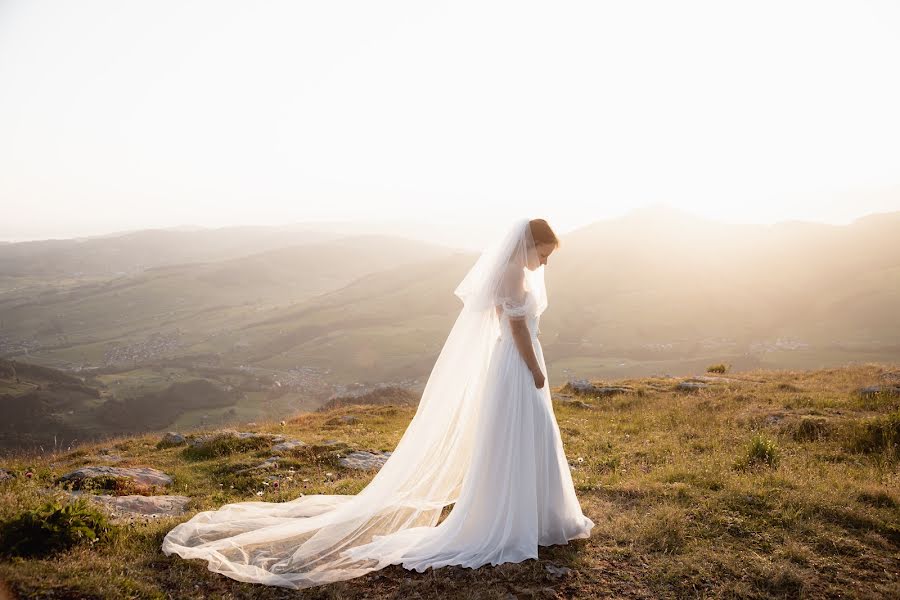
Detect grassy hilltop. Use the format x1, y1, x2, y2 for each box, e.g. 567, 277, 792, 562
0, 363, 898, 599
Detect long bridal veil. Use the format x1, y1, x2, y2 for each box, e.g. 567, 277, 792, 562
161, 217, 548, 589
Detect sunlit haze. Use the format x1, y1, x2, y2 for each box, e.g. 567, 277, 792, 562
1, 0, 899, 242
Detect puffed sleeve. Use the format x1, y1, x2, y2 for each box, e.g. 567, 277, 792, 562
494, 265, 527, 320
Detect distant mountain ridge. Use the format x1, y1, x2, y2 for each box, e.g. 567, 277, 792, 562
1, 206, 898, 400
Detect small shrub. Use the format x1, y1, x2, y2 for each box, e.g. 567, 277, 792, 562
741, 433, 780, 469
846, 410, 900, 458
182, 433, 273, 460
790, 416, 831, 442
856, 487, 898, 509
0, 497, 112, 558
219, 470, 265, 494
707, 363, 728, 374
62, 474, 140, 495
595, 454, 621, 473
748, 561, 806, 597
777, 382, 802, 392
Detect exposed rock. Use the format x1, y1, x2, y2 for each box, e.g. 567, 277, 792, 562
272, 440, 306, 454
563, 379, 633, 397
57, 466, 173, 492
229, 456, 282, 475
544, 563, 573, 578
157, 432, 187, 448
310, 439, 351, 453
338, 450, 392, 470
94, 453, 124, 463
692, 375, 748, 383
857, 384, 900, 398
186, 430, 283, 448
676, 380, 707, 392
324, 415, 360, 426
255, 457, 280, 470
64, 490, 190, 522
563, 400, 594, 410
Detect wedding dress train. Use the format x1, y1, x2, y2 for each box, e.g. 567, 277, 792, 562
161, 217, 594, 589
341, 289, 594, 570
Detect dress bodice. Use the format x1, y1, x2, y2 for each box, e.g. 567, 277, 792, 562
498, 290, 541, 340
499, 315, 540, 341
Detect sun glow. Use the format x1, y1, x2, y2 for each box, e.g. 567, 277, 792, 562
1, 0, 899, 241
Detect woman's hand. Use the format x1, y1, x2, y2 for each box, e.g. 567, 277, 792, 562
531, 367, 546, 389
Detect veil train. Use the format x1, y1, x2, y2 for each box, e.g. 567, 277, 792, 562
161, 217, 545, 589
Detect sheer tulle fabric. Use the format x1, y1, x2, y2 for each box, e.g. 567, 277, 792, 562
161, 218, 593, 589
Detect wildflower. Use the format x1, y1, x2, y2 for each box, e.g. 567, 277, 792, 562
577, 457, 584, 463
25, 471, 33, 479
273, 481, 279, 489
256, 491, 264, 496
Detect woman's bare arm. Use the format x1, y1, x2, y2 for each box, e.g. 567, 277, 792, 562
509, 318, 545, 387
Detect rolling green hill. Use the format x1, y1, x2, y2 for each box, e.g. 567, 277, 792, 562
167, 208, 900, 386
2, 209, 899, 452
0, 234, 457, 370
0, 225, 344, 278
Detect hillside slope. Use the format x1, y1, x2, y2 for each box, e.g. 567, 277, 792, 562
5, 208, 900, 387
138, 207, 900, 384
1, 363, 898, 599
0, 234, 456, 369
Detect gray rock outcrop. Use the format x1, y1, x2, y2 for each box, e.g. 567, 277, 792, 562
65, 490, 190, 522
857, 384, 900, 398
564, 379, 633, 397
272, 440, 306, 453
338, 450, 392, 470
157, 432, 187, 448
57, 466, 173, 491
676, 380, 708, 392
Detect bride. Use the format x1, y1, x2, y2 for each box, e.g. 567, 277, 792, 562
161, 217, 595, 589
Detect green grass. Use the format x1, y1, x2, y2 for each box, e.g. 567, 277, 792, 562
0, 496, 113, 559
0, 363, 898, 598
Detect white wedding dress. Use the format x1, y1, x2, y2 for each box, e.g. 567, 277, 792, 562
341, 288, 594, 571
161, 218, 594, 589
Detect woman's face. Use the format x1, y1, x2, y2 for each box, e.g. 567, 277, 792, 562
527, 242, 555, 270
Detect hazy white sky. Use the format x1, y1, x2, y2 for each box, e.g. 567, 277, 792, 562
1, 0, 899, 242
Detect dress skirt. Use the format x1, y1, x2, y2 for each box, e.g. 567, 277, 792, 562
340, 324, 595, 571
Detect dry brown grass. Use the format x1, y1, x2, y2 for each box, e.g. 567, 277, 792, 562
0, 363, 898, 598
